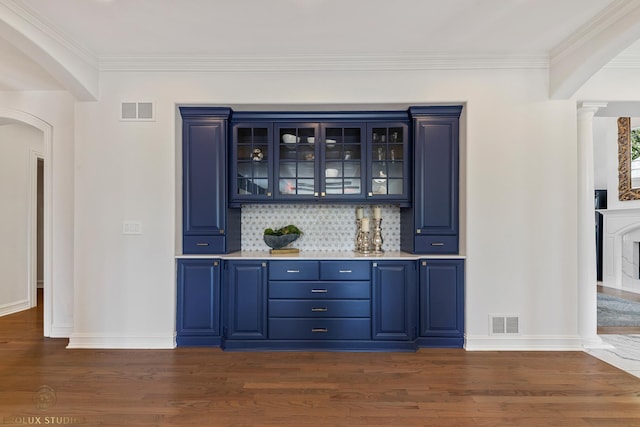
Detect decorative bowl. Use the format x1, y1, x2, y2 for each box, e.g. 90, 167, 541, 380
282, 134, 299, 144
325, 168, 339, 177
263, 233, 300, 250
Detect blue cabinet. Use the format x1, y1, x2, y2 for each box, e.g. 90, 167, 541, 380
401, 106, 462, 254
229, 111, 411, 206
180, 107, 241, 254
224, 260, 268, 342
176, 259, 221, 346
372, 261, 416, 341
418, 259, 464, 347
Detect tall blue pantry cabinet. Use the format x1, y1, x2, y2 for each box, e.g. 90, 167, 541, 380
401, 106, 462, 254
180, 107, 240, 254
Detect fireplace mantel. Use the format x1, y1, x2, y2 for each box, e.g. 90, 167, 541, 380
600, 208, 640, 293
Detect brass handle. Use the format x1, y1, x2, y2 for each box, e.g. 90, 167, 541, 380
314, 192, 319, 196
266, 192, 272, 197
286, 269, 300, 273
311, 308, 328, 312
311, 289, 328, 293
368, 192, 373, 196
261, 262, 267, 267
219, 229, 225, 234
416, 229, 421, 234
321, 192, 326, 197
195, 242, 209, 246
431, 242, 445, 246
422, 261, 427, 266
213, 261, 219, 266
339, 269, 352, 273
312, 328, 328, 333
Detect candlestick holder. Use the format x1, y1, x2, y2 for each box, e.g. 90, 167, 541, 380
372, 218, 384, 253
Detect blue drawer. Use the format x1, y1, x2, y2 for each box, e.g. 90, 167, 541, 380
320, 261, 370, 281
269, 299, 371, 318
269, 281, 371, 299
269, 261, 319, 281
268, 318, 371, 340
183, 235, 225, 254
414, 235, 458, 254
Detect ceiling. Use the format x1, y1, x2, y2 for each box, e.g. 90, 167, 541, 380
1, 0, 639, 96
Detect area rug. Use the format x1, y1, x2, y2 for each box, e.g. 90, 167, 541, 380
597, 293, 640, 327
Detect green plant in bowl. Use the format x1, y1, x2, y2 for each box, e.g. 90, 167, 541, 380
263, 225, 303, 249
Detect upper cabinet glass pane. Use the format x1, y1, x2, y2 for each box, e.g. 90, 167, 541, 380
234, 125, 271, 197
370, 125, 406, 196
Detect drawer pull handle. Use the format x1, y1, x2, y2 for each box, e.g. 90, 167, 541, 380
311, 289, 328, 293
431, 242, 445, 246
312, 328, 328, 333
338, 269, 352, 273
311, 307, 328, 312
195, 242, 209, 246
286, 269, 300, 273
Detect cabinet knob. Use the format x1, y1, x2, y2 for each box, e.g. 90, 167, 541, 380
416, 229, 421, 234
421, 261, 427, 266
219, 229, 225, 235
261, 262, 267, 267
368, 192, 373, 197
314, 192, 319, 197
213, 261, 219, 266
321, 192, 326, 197
266, 192, 272, 197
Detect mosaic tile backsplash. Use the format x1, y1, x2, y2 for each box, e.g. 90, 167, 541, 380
241, 204, 401, 252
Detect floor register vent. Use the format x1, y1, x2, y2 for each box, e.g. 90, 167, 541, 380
490, 314, 520, 335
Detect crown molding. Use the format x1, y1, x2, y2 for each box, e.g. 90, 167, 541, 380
3, 0, 97, 67
550, 0, 640, 65
99, 53, 549, 72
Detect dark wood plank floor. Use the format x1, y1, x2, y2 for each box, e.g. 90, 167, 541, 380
2, 293, 640, 426
598, 285, 640, 334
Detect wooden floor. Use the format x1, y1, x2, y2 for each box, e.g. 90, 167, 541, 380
2, 295, 640, 426
598, 285, 640, 334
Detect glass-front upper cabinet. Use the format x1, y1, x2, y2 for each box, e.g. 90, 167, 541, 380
230, 123, 273, 204
367, 123, 410, 202
275, 122, 365, 201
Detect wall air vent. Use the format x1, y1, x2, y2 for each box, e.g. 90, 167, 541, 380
121, 102, 154, 121
490, 314, 520, 335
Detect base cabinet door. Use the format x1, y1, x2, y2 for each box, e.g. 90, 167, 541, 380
419, 259, 464, 343
372, 261, 416, 341
176, 259, 221, 346
225, 260, 268, 340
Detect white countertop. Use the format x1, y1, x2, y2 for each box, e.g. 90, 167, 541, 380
175, 251, 465, 260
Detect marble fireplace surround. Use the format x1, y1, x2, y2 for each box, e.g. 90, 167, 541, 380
601, 208, 640, 294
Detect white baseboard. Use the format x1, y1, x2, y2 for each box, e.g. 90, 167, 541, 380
49, 323, 73, 338
0, 299, 31, 317
465, 334, 585, 351
67, 333, 176, 349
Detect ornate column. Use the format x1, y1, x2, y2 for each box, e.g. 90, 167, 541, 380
577, 102, 608, 348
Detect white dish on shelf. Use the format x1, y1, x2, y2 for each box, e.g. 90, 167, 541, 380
282, 134, 300, 143
325, 138, 336, 147
307, 137, 315, 144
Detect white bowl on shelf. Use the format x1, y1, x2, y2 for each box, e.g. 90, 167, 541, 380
325, 168, 339, 177
307, 137, 315, 144
282, 134, 299, 143
325, 138, 336, 147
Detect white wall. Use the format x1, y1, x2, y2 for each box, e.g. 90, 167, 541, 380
0, 123, 43, 315
0, 91, 76, 337
64, 67, 581, 349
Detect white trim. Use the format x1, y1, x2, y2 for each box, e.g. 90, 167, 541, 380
27, 149, 44, 310
67, 333, 176, 349
0, 299, 30, 317
465, 335, 584, 351
99, 53, 549, 73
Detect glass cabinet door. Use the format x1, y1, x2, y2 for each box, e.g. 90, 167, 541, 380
276, 124, 319, 199
231, 124, 272, 202
323, 124, 365, 199
368, 123, 408, 200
